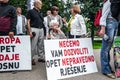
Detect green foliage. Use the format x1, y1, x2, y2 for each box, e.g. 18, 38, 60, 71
42, 0, 65, 17
63, 0, 72, 21
80, 0, 103, 36
9, 0, 27, 15
9, 0, 103, 38
93, 40, 102, 49
114, 37, 120, 47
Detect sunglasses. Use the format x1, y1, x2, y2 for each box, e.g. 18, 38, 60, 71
54, 9, 59, 11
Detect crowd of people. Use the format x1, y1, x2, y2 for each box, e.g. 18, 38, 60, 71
0, 0, 120, 79
26, 0, 87, 65
0, 0, 87, 65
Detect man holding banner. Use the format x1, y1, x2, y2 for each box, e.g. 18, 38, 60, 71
0, 0, 17, 38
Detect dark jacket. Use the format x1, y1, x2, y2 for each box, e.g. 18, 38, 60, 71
0, 3, 17, 33
110, 0, 120, 21
110, 0, 120, 3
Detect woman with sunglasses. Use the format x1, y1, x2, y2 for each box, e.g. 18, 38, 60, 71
47, 6, 63, 29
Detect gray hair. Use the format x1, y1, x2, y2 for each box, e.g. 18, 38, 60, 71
49, 20, 59, 27
33, 0, 41, 6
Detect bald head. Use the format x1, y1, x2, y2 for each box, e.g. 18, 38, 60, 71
0, 0, 9, 3
34, 0, 42, 6
34, 0, 42, 10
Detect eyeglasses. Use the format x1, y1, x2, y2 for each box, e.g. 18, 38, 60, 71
54, 9, 58, 11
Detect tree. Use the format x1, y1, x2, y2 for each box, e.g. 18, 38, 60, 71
9, 0, 65, 16
82, 0, 102, 42
9, 0, 103, 41
9, 0, 27, 15
42, 0, 65, 17
76, 0, 103, 41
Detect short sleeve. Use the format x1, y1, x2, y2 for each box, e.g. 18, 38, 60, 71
26, 10, 32, 19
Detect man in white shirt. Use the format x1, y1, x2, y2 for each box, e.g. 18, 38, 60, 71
16, 7, 27, 35
44, 10, 51, 38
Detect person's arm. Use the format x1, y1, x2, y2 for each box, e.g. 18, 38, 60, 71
99, 0, 110, 37
56, 27, 66, 39
27, 19, 33, 38
59, 16, 63, 28
26, 10, 33, 38
46, 34, 51, 39
62, 17, 68, 27
78, 15, 87, 35
99, 26, 105, 38
9, 6, 17, 38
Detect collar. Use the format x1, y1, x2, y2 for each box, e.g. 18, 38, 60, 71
0, 3, 8, 6
33, 8, 40, 12
74, 14, 79, 18
17, 14, 22, 17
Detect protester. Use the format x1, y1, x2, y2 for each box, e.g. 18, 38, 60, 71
0, 0, 17, 38
16, 7, 27, 35
99, 0, 118, 79
47, 20, 66, 39
44, 10, 51, 38
47, 6, 63, 28
27, 0, 45, 65
62, 4, 87, 38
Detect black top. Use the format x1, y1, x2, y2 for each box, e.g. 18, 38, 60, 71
110, 0, 120, 21
0, 3, 17, 33
27, 8, 45, 29
110, 0, 120, 3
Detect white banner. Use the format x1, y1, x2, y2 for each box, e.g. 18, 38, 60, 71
44, 38, 98, 80
0, 36, 31, 71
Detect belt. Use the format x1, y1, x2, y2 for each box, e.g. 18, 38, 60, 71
31, 27, 43, 29
107, 18, 116, 21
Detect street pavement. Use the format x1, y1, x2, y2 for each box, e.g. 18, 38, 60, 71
0, 49, 120, 80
